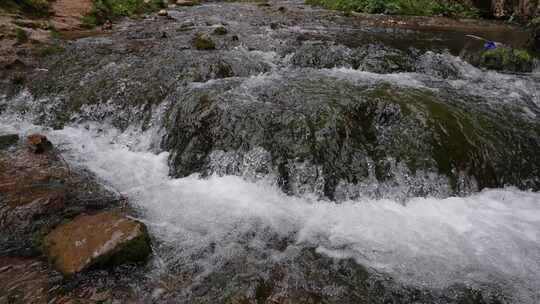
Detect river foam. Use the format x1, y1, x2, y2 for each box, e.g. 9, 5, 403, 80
1, 119, 540, 302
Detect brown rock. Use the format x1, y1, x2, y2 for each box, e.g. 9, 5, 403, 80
1, 139, 122, 256
27, 133, 53, 154
43, 211, 151, 276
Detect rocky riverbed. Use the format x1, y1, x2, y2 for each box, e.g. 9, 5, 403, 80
1, 1, 540, 303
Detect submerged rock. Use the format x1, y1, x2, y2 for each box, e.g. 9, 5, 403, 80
194, 33, 216, 50
43, 211, 151, 276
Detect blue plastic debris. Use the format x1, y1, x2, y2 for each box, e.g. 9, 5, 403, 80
484, 41, 497, 50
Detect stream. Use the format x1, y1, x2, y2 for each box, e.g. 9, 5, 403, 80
1, 1, 540, 303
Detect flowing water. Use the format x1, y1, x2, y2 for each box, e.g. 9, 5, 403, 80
1, 1, 540, 303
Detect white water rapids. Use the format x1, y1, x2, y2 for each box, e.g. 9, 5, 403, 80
1, 118, 540, 302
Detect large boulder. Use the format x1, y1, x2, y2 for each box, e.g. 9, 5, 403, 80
43, 211, 151, 276
163, 77, 540, 200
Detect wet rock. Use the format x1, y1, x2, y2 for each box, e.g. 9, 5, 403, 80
43, 211, 151, 276
27, 133, 53, 154
0, 257, 60, 304
158, 9, 168, 17
193, 33, 216, 50
213, 26, 228, 35
0, 141, 122, 256
165, 80, 540, 200
0, 134, 19, 150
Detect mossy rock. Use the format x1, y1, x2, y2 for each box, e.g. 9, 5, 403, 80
213, 26, 228, 35
164, 78, 540, 199
194, 33, 216, 50
479, 47, 535, 72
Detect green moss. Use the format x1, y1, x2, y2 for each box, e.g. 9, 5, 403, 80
480, 48, 534, 72
15, 28, 29, 44
31, 229, 48, 253
87, 222, 152, 271
305, 0, 478, 18
36, 43, 65, 57
194, 34, 216, 50
108, 228, 152, 265
359, 85, 502, 189
82, 0, 166, 27
514, 49, 532, 62
213, 26, 228, 35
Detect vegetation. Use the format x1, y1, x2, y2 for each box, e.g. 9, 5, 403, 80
15, 27, 29, 44
480, 47, 535, 72
213, 26, 228, 35
36, 43, 64, 57
0, 0, 54, 17
305, 0, 479, 18
82, 0, 165, 27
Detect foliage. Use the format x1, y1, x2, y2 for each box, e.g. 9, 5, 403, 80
36, 43, 65, 57
0, 0, 54, 17
15, 27, 29, 44
82, 0, 165, 27
305, 0, 479, 18
480, 47, 535, 72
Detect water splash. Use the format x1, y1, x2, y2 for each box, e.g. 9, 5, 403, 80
2, 119, 539, 302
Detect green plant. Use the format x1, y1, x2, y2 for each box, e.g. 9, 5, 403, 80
480, 47, 535, 72
15, 27, 29, 44
0, 0, 54, 17
305, 0, 478, 18
82, 0, 165, 27
36, 43, 64, 57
